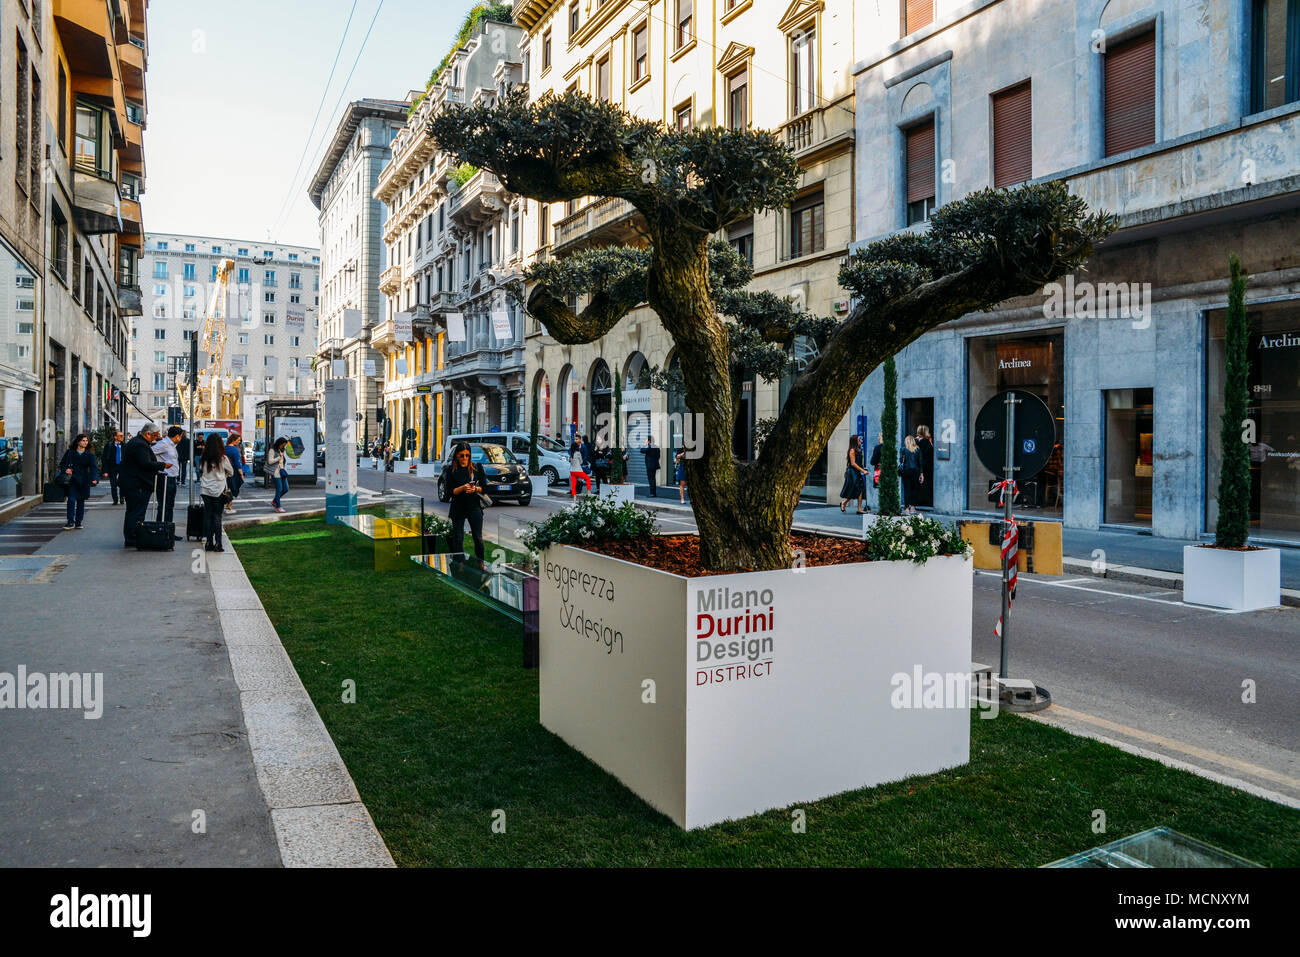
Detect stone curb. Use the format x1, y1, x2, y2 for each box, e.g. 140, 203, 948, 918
1060, 557, 1300, 608
205, 532, 396, 867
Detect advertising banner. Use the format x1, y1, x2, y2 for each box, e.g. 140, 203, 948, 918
342, 308, 363, 339
331, 359, 346, 377
491, 310, 512, 342
446, 312, 466, 343
286, 307, 305, 332
324, 379, 357, 524
363, 359, 377, 377
394, 311, 413, 342
273, 416, 316, 478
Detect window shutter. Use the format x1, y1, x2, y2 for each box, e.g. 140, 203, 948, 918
1104, 30, 1156, 157
904, 0, 935, 35
992, 81, 1032, 188
906, 119, 935, 204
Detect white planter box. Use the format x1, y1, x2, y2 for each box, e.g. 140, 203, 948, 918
530, 475, 550, 497
414, 463, 439, 479
1183, 545, 1281, 611
599, 483, 636, 505
539, 544, 973, 829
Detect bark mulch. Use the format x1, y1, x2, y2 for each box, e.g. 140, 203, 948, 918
581, 532, 873, 577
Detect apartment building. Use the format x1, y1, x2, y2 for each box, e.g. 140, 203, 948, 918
136, 234, 320, 437
849, 0, 1300, 543
511, 0, 861, 496
1, 0, 147, 500
373, 16, 527, 462
309, 97, 408, 449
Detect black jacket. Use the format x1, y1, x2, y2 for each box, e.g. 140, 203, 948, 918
641, 445, 661, 472
101, 440, 124, 474
58, 449, 98, 497
900, 447, 922, 477
119, 434, 166, 494
447, 462, 488, 513
869, 443, 882, 468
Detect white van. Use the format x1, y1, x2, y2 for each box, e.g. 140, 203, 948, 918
447, 431, 571, 485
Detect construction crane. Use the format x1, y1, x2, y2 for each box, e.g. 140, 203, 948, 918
178, 257, 242, 420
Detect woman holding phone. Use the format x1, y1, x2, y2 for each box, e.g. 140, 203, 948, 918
446, 442, 489, 560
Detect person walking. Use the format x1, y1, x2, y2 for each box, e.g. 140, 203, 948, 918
266, 437, 290, 513
58, 433, 99, 530
151, 426, 184, 530
100, 430, 125, 504
223, 434, 244, 514
641, 436, 661, 497
591, 439, 609, 494
445, 442, 488, 560
119, 424, 167, 547
674, 450, 688, 504
900, 434, 924, 514
868, 432, 883, 512
915, 424, 935, 508
177, 433, 191, 487
198, 432, 234, 552
568, 439, 590, 496
838, 434, 869, 514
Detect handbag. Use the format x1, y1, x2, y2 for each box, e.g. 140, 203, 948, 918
872, 467, 881, 488
55, 466, 73, 488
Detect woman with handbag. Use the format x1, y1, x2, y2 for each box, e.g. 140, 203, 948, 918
266, 437, 290, 513
900, 434, 924, 515
58, 433, 99, 530
868, 433, 883, 512
445, 442, 489, 560
199, 433, 234, 552
839, 434, 869, 514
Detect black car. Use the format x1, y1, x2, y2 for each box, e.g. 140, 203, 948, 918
436, 442, 530, 506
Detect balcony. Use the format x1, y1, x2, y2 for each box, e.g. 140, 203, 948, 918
379, 264, 402, 296
120, 196, 142, 237
778, 104, 855, 166
55, 0, 118, 79
369, 319, 396, 349
72, 169, 122, 234
448, 170, 506, 228
427, 290, 458, 313
552, 196, 640, 253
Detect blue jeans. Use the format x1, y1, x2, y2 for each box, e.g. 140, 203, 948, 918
66, 491, 86, 526
272, 474, 289, 507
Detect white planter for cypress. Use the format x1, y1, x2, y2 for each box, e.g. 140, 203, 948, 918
530, 475, 551, 497
599, 483, 636, 505
1182, 545, 1281, 611
414, 463, 439, 479
538, 543, 974, 829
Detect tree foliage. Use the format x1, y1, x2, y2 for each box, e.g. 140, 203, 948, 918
878, 357, 901, 516
1215, 254, 1251, 549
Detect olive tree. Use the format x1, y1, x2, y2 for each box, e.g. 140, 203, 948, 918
429, 91, 1113, 571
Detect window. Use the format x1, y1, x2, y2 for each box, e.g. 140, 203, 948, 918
73, 243, 83, 300
15, 38, 29, 194
264, 270, 277, 285
289, 253, 298, 261
153, 261, 169, 279
1103, 29, 1157, 157
789, 190, 824, 258
289, 272, 301, 288
153, 302, 166, 319
290, 335, 301, 347
154, 351, 166, 363
902, 0, 934, 37
539, 203, 550, 247
263, 250, 272, 258
632, 25, 649, 83
152, 372, 166, 391
154, 328, 166, 340
182, 329, 196, 341
729, 217, 754, 266
211, 246, 222, 254
569, 1, 580, 38
264, 335, 275, 346
238, 332, 249, 344
264, 313, 276, 324
151, 396, 166, 408
121, 172, 140, 200
184, 243, 196, 253
1252, 0, 1299, 111
596, 56, 611, 102
238, 247, 249, 256
153, 283, 167, 296
183, 263, 196, 280
57, 61, 68, 152
290, 293, 301, 304
542, 29, 552, 71
184, 285, 195, 298
675, 100, 693, 130
727, 68, 748, 130
237, 267, 250, 284
210, 264, 218, 281
29, 70, 41, 199
157, 241, 169, 250
791, 28, 816, 116
992, 81, 1033, 187
676, 0, 693, 49
74, 100, 111, 177
51, 207, 68, 280
905, 118, 936, 225
265, 292, 276, 303
265, 376, 276, 393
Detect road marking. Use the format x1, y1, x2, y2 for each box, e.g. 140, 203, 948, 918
975, 570, 1256, 614
1034, 703, 1300, 792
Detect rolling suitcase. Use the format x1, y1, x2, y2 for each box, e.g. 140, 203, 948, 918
136, 474, 176, 551
185, 501, 206, 542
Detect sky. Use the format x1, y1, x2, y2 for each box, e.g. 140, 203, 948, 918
141, 0, 462, 250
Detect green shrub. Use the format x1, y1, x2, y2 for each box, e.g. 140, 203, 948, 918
519, 496, 658, 552
865, 515, 971, 564
422, 512, 453, 537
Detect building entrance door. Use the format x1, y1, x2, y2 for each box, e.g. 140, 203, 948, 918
904, 397, 935, 506
1104, 387, 1154, 526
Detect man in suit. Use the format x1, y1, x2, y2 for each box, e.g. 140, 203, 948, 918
101, 430, 125, 504
641, 436, 661, 497
176, 433, 191, 487
120, 424, 167, 547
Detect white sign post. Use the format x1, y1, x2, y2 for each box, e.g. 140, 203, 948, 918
325, 379, 357, 524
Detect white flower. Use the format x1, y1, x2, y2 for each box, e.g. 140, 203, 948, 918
903, 525, 913, 537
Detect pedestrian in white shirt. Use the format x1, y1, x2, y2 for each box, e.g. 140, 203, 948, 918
150, 426, 184, 529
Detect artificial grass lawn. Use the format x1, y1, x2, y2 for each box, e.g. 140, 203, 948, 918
231, 516, 1300, 867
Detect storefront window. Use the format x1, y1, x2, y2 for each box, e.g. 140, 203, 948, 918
966, 331, 1065, 512
1, 241, 39, 499
1206, 301, 1300, 542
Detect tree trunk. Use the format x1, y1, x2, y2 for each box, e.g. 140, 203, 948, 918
646, 231, 798, 571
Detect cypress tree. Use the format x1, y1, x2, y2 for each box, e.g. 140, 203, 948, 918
1215, 254, 1251, 549
527, 388, 540, 477
611, 371, 625, 484
878, 356, 901, 516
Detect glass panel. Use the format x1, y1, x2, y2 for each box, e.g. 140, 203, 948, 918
1104, 388, 1154, 526
1047, 826, 1261, 868
1206, 300, 1300, 541
0, 240, 39, 499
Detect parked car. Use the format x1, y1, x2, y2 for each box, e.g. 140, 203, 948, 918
252, 439, 265, 477
436, 442, 530, 506
447, 431, 571, 485
0, 437, 20, 478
